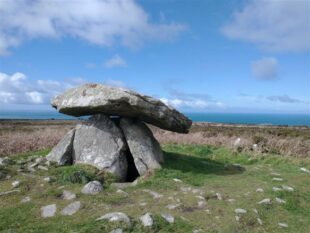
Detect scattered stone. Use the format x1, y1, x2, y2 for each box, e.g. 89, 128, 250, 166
43, 177, 52, 183
28, 162, 38, 168
227, 198, 235, 203
139, 202, 147, 206
235, 208, 247, 214
195, 195, 205, 201
143, 189, 163, 199
180, 187, 192, 192
272, 187, 283, 192
234, 138, 241, 146
258, 198, 272, 205
282, 185, 294, 192
256, 188, 264, 193
161, 213, 174, 223
300, 167, 310, 174
275, 197, 286, 204
46, 129, 75, 165
81, 181, 103, 195
216, 192, 222, 200
272, 178, 284, 181
35, 157, 45, 164
192, 189, 201, 194
12, 180, 20, 188
0, 190, 20, 196
173, 178, 182, 183
235, 215, 240, 222
253, 208, 258, 214
21, 196, 31, 203
139, 212, 153, 227
278, 222, 288, 228
96, 212, 131, 225
271, 172, 281, 176
197, 201, 206, 208
51, 83, 192, 133
38, 165, 48, 171
110, 229, 123, 233
0, 157, 9, 165
116, 189, 128, 196
120, 118, 163, 175
60, 201, 81, 216
41, 204, 57, 218
257, 218, 263, 225
166, 203, 181, 210
61, 190, 76, 200
252, 144, 258, 151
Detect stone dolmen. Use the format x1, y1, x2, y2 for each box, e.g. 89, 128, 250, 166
47, 84, 192, 181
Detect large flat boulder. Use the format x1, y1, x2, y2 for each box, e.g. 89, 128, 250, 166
51, 84, 192, 133
46, 129, 75, 165
120, 118, 163, 176
73, 114, 128, 181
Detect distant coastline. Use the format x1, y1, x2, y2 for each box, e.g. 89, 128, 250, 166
0, 110, 309, 127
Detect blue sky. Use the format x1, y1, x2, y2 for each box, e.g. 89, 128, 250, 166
0, 0, 309, 114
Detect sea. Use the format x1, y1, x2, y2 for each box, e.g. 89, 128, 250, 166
0, 110, 309, 126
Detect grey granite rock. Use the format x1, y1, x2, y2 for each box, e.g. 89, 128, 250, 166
51, 84, 191, 133
41, 204, 57, 218
139, 213, 153, 227
60, 201, 81, 216
120, 118, 163, 175
81, 181, 103, 195
46, 129, 75, 165
96, 212, 130, 224
73, 115, 128, 181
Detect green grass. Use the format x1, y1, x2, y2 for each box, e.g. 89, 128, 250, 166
0, 144, 309, 232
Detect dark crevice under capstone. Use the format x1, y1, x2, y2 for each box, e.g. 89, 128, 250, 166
125, 150, 140, 182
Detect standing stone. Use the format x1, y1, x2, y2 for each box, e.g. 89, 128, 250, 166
73, 115, 128, 181
120, 118, 163, 176
81, 181, 103, 195
46, 129, 75, 165
51, 83, 192, 133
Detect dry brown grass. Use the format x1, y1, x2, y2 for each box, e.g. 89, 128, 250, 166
0, 120, 309, 158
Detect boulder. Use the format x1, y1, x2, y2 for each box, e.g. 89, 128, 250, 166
120, 118, 163, 176
51, 84, 192, 133
46, 129, 75, 165
60, 201, 81, 216
81, 181, 103, 195
73, 115, 128, 181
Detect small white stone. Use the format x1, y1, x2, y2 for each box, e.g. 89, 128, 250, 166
21, 196, 31, 203
197, 201, 206, 208
195, 195, 205, 200
96, 212, 130, 224
116, 189, 128, 196
143, 189, 163, 199
257, 218, 263, 225
166, 203, 181, 210
12, 180, 20, 188
82, 181, 103, 195
300, 167, 310, 174
272, 187, 283, 192
235, 215, 240, 222
256, 188, 264, 193
227, 198, 235, 203
43, 177, 52, 182
38, 165, 48, 171
61, 190, 76, 200
282, 185, 294, 192
278, 222, 288, 228
235, 208, 247, 214
272, 177, 284, 181
161, 213, 174, 223
216, 192, 222, 200
41, 204, 57, 218
275, 197, 286, 204
139, 212, 153, 227
60, 201, 81, 216
173, 178, 182, 183
271, 172, 281, 176
139, 202, 147, 206
258, 198, 272, 205
253, 208, 258, 214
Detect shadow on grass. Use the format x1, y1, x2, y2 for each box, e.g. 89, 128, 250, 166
162, 151, 245, 176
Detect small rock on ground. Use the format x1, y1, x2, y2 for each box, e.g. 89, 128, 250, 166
258, 198, 272, 205
43, 177, 52, 182
61, 190, 76, 200
173, 178, 182, 183
278, 223, 288, 228
41, 204, 57, 218
275, 197, 286, 204
161, 213, 174, 223
96, 212, 130, 224
81, 181, 103, 195
272, 187, 283, 191
257, 218, 263, 225
21, 196, 31, 203
300, 167, 310, 174
60, 201, 81, 216
166, 203, 181, 210
272, 178, 284, 181
282, 185, 294, 192
143, 189, 163, 199
235, 208, 247, 214
139, 213, 153, 227
0, 190, 20, 196
256, 188, 264, 192
12, 180, 20, 188
110, 229, 123, 233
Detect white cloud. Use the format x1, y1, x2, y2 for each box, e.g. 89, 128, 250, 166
0, 0, 186, 55
160, 98, 209, 109
0, 72, 86, 104
251, 57, 278, 80
221, 0, 310, 52
104, 55, 127, 68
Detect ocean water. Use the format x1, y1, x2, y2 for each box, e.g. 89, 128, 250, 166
0, 110, 309, 126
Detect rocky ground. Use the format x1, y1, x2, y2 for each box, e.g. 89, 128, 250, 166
0, 144, 309, 232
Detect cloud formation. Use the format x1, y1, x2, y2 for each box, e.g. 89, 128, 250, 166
251, 57, 278, 80
0, 0, 186, 55
221, 0, 310, 52
267, 95, 309, 104
104, 55, 127, 68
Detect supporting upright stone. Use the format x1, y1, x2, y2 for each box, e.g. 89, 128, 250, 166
46, 129, 75, 165
120, 118, 163, 176
73, 114, 128, 181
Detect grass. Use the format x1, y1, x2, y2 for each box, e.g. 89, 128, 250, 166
0, 144, 309, 232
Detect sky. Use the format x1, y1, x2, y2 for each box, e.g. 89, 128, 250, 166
0, 0, 309, 114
